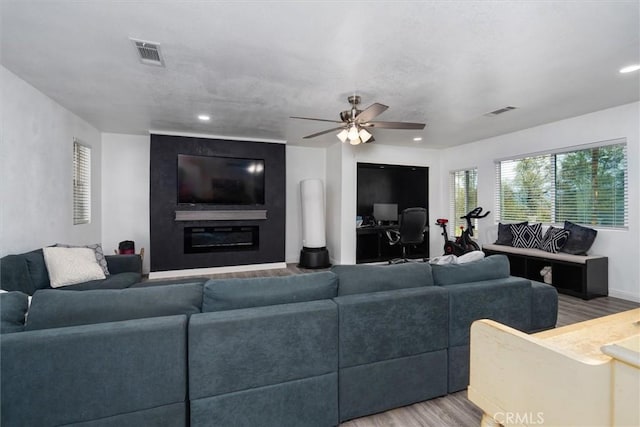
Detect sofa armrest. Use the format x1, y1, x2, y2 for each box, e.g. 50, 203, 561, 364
530, 281, 558, 332
1, 315, 188, 426
105, 254, 142, 275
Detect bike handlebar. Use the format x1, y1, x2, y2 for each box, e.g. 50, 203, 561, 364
460, 207, 491, 219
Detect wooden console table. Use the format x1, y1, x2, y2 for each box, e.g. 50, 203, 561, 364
469, 308, 640, 427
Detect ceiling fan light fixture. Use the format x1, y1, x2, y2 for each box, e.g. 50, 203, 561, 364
337, 129, 349, 143
349, 137, 362, 145
359, 128, 372, 143
347, 124, 360, 141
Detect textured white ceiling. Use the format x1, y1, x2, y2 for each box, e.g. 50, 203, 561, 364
1, 1, 639, 148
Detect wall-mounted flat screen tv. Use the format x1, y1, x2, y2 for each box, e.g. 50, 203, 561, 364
177, 154, 265, 205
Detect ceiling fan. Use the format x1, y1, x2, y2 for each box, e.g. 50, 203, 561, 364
291, 95, 426, 145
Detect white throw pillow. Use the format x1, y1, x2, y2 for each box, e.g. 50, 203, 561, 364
457, 250, 485, 263
43, 247, 106, 288
429, 254, 458, 265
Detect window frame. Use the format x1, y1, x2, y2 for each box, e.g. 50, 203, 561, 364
450, 167, 479, 238
494, 138, 628, 229
73, 139, 91, 225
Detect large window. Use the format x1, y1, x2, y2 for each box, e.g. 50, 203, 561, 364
450, 168, 478, 236
73, 140, 91, 225
496, 141, 627, 228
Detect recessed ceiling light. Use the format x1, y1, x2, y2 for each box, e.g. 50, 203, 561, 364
197, 114, 211, 121
619, 64, 640, 73
413, 137, 423, 142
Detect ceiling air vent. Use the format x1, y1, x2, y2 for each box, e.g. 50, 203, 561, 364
130, 38, 165, 67
484, 106, 517, 117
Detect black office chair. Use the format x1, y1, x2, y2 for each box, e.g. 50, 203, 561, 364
385, 207, 428, 264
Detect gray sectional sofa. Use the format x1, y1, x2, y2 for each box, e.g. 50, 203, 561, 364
0, 255, 558, 426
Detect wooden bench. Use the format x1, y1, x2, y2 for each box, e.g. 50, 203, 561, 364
482, 244, 608, 300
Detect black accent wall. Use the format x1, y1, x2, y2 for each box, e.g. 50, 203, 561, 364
150, 134, 285, 272
357, 163, 429, 218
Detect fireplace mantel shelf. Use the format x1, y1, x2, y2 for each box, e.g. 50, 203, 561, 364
175, 210, 267, 221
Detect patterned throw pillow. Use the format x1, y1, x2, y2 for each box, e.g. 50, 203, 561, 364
540, 226, 571, 253
510, 223, 542, 248
56, 243, 109, 276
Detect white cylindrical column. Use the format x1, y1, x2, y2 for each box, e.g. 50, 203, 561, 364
300, 179, 326, 248
299, 179, 330, 268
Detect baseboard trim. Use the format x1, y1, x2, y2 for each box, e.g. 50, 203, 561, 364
148, 262, 287, 280
607, 289, 640, 303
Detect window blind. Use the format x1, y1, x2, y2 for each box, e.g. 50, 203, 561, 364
450, 168, 478, 237
495, 142, 627, 228
73, 140, 91, 225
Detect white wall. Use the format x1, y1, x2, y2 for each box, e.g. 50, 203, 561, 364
101, 133, 151, 273
285, 145, 326, 263
439, 102, 640, 302
0, 66, 102, 256
325, 142, 344, 264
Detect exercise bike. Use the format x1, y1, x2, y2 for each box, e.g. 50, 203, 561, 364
435, 207, 490, 256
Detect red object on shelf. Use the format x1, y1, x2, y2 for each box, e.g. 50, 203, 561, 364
118, 240, 135, 255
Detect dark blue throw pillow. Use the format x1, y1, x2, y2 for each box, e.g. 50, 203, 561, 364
495, 221, 528, 245
561, 221, 597, 255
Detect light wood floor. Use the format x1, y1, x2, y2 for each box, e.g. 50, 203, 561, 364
169, 264, 639, 427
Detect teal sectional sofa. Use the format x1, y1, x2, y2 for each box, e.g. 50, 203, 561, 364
0, 255, 557, 426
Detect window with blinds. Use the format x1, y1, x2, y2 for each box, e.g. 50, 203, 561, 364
73, 140, 91, 225
495, 141, 628, 228
450, 168, 478, 237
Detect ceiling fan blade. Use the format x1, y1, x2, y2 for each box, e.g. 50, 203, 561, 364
355, 103, 389, 123
367, 121, 426, 130
290, 116, 343, 124
303, 127, 345, 139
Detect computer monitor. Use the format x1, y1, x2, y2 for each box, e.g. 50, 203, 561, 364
373, 203, 398, 223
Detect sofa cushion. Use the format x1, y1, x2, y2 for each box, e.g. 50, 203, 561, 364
431, 255, 510, 286
0, 249, 51, 295
561, 221, 597, 255
202, 271, 337, 312
446, 277, 532, 346
24, 249, 52, 290
0, 291, 29, 333
25, 283, 203, 330
42, 247, 105, 288
58, 271, 141, 291
334, 286, 448, 368
131, 277, 209, 288
189, 300, 338, 398
332, 262, 433, 296
1, 316, 188, 427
